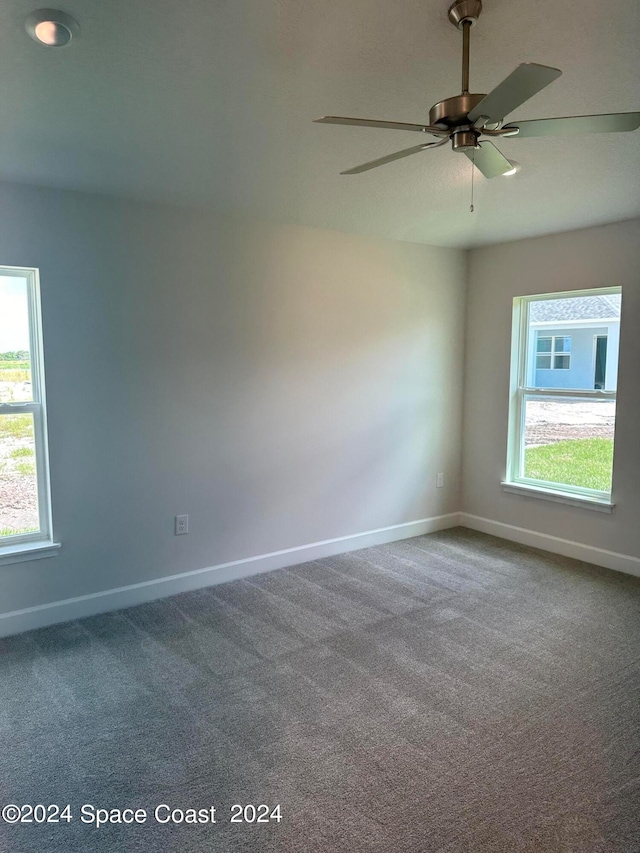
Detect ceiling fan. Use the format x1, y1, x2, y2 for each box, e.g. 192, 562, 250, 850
314, 0, 640, 178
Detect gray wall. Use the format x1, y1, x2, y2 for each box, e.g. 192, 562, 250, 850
0, 182, 466, 616
462, 218, 640, 558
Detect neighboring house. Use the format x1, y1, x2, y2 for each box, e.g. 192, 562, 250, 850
527, 294, 621, 391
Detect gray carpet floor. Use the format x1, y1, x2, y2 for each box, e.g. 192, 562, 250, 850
1, 527, 639, 853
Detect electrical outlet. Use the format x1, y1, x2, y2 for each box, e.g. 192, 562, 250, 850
436, 473, 444, 488
175, 514, 188, 535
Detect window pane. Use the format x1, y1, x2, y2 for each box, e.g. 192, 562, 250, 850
522, 397, 615, 492
0, 276, 33, 403
527, 293, 620, 390
0, 412, 40, 537
536, 355, 551, 370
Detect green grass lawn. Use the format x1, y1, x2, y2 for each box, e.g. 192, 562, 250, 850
0, 360, 29, 370
524, 437, 613, 492
0, 527, 38, 537
0, 414, 34, 440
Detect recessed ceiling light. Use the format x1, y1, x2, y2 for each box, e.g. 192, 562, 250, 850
26, 9, 79, 47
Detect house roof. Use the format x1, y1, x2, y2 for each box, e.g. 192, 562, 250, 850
530, 294, 621, 323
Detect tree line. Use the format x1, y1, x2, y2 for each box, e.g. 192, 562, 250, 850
0, 350, 29, 361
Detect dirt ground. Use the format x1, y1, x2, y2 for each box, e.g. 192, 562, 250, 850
0, 381, 39, 532
0, 474, 39, 532
524, 399, 615, 447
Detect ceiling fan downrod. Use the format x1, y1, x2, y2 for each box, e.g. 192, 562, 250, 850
448, 0, 482, 94
428, 0, 486, 151
461, 21, 471, 94
447, 0, 484, 150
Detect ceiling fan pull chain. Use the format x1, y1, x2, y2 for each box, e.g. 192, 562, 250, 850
470, 149, 475, 213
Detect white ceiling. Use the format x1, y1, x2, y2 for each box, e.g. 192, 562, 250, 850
0, 0, 638, 247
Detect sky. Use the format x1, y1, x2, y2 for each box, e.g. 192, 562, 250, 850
0, 276, 30, 353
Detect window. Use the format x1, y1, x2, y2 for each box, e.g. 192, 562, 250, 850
536, 335, 571, 370
505, 287, 621, 508
0, 267, 53, 548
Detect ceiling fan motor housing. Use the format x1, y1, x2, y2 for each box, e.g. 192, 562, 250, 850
429, 93, 485, 127
430, 93, 485, 148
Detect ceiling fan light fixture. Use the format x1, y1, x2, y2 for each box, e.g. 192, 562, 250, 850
26, 9, 79, 47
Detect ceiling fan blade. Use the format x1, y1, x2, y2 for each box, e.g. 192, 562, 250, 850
468, 63, 562, 126
504, 112, 640, 138
314, 116, 448, 136
340, 141, 444, 175
464, 141, 514, 179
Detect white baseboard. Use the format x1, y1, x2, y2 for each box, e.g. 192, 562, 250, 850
460, 512, 640, 578
0, 512, 461, 638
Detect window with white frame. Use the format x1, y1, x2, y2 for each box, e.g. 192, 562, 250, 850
535, 335, 571, 370
505, 287, 621, 507
0, 267, 52, 545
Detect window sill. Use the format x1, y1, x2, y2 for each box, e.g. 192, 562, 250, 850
0, 540, 62, 566
501, 482, 614, 513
